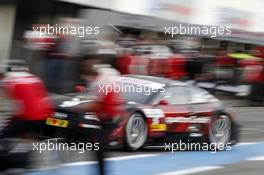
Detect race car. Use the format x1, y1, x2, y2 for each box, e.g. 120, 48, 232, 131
46, 75, 239, 151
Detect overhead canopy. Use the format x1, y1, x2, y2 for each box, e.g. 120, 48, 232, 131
79, 9, 264, 45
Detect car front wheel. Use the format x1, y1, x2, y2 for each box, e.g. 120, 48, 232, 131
209, 114, 232, 147
125, 113, 147, 151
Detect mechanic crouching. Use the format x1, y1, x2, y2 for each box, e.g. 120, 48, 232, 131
78, 54, 125, 175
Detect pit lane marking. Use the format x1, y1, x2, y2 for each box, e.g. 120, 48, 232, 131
237, 142, 258, 146
247, 156, 264, 161
62, 153, 159, 167
155, 166, 223, 175
241, 128, 264, 131
106, 153, 159, 161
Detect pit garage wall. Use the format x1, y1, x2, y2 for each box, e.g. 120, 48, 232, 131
0, 4, 16, 71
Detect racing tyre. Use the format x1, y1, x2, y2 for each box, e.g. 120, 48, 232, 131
208, 114, 233, 149
125, 113, 147, 151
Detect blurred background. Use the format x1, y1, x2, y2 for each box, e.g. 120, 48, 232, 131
0, 0, 264, 175
1, 0, 264, 95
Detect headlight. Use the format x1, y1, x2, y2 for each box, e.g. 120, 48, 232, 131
83, 113, 100, 121
143, 109, 165, 118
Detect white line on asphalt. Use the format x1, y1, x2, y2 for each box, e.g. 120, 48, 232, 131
241, 128, 264, 131
62, 154, 159, 167
145, 146, 165, 149
107, 154, 159, 161
155, 166, 223, 175
237, 142, 258, 146
247, 156, 264, 161
62, 161, 97, 166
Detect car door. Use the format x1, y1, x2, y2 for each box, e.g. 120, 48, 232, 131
188, 86, 218, 124
153, 85, 193, 133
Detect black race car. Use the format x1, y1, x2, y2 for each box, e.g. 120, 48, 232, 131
46, 75, 239, 151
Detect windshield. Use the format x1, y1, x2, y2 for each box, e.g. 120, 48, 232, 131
119, 81, 160, 104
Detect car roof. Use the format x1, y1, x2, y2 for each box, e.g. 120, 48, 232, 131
123, 75, 186, 87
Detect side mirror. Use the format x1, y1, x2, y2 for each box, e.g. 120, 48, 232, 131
158, 99, 169, 105
75, 85, 86, 93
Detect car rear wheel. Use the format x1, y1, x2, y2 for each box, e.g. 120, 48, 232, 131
209, 114, 232, 147
125, 113, 147, 151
